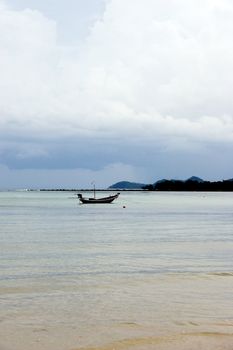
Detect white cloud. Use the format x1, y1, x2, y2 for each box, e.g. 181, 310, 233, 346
1, 0, 233, 146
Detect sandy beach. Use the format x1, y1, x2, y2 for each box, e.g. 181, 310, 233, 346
1, 327, 233, 350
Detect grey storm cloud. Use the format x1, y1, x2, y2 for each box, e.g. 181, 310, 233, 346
0, 0, 233, 187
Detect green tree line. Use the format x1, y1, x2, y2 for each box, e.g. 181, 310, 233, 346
143, 179, 233, 191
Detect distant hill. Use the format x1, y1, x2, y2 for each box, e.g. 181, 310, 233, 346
109, 181, 146, 190
154, 176, 204, 185
186, 176, 204, 183
109, 176, 233, 191
144, 176, 233, 191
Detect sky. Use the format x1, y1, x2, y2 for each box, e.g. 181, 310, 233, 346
1, 0, 233, 189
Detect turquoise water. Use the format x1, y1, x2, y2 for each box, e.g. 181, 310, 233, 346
1, 191, 233, 350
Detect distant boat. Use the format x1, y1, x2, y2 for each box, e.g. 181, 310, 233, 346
77, 193, 120, 204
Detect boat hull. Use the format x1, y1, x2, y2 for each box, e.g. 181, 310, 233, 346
77, 193, 120, 204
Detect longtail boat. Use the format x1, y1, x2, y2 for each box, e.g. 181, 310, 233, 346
77, 193, 120, 204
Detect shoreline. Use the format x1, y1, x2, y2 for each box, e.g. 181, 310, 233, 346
73, 332, 233, 350
1, 328, 233, 350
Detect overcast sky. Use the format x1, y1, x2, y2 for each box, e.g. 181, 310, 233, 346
1, 0, 233, 189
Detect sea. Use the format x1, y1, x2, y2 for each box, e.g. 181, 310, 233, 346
0, 190, 233, 350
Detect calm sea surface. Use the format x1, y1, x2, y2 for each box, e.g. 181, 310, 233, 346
0, 191, 233, 350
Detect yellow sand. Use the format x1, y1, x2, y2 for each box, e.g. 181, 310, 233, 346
2, 330, 233, 350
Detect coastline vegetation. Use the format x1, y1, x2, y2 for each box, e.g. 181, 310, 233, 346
28, 177, 233, 192
143, 179, 233, 191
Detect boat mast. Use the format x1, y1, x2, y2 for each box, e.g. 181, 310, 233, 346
92, 181, 96, 199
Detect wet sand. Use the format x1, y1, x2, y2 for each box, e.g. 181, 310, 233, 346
1, 322, 233, 350
74, 333, 233, 350
1, 333, 233, 350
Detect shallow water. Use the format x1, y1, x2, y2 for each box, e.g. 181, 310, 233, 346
0, 191, 233, 350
